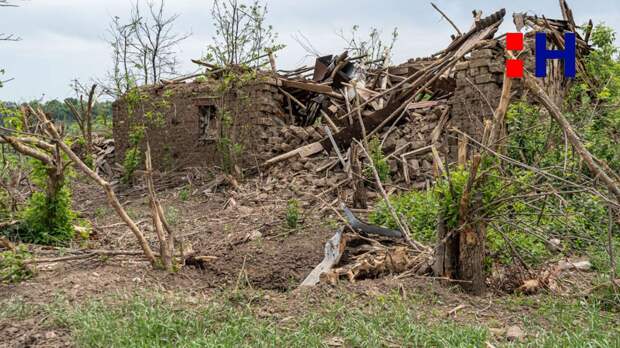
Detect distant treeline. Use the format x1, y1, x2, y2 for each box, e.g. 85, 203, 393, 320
1, 99, 113, 124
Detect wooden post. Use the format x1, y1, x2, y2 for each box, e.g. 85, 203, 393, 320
267, 50, 277, 73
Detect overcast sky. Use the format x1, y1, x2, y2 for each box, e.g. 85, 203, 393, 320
1, 0, 619, 101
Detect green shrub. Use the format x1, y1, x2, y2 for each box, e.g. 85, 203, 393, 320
370, 189, 438, 243
215, 109, 244, 174
21, 187, 75, 245
122, 125, 145, 184
370, 166, 553, 265
0, 245, 34, 283
122, 147, 141, 185
11, 159, 76, 246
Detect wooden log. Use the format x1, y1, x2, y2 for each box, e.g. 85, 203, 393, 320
324, 126, 346, 168
432, 212, 457, 279
458, 133, 469, 166
300, 228, 346, 286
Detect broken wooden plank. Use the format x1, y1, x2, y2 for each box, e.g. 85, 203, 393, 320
324, 126, 346, 168
264, 141, 324, 165
278, 79, 342, 99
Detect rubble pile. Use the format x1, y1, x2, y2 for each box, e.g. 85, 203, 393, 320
110, 0, 592, 287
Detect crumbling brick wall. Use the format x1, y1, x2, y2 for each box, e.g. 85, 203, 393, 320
448, 39, 571, 160
450, 47, 505, 149
113, 79, 286, 172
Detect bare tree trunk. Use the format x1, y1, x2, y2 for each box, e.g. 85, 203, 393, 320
457, 197, 486, 295
145, 143, 174, 271
433, 70, 515, 294
432, 212, 458, 279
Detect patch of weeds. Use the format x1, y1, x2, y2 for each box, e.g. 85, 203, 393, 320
323, 217, 340, 230
179, 186, 190, 202
0, 297, 36, 320
0, 245, 34, 283
523, 298, 620, 346
165, 206, 180, 226
370, 188, 438, 243
45, 290, 489, 348
364, 136, 390, 183
285, 199, 300, 229
94, 206, 108, 219
18, 288, 620, 348
588, 275, 620, 312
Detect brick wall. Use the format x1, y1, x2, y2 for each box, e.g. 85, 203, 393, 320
112, 79, 286, 172
449, 46, 505, 151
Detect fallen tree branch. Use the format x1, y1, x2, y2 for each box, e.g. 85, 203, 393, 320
431, 2, 463, 36
25, 250, 148, 264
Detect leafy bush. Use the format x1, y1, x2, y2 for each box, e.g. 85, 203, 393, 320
370, 166, 551, 265
122, 147, 141, 185
0, 245, 34, 283
21, 187, 76, 245
568, 25, 620, 172
11, 159, 76, 246
370, 189, 438, 243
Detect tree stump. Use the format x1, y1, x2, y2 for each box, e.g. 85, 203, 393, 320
433, 189, 487, 295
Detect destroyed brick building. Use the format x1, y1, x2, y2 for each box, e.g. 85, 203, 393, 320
112, 6, 585, 191
113, 77, 287, 172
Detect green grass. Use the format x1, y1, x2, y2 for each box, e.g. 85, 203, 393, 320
2, 288, 620, 347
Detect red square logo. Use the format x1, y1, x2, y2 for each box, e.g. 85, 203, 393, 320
506, 59, 523, 78
506, 32, 524, 51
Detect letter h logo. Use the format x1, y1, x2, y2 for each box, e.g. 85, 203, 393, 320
505, 32, 576, 79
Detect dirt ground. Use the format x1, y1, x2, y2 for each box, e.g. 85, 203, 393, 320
0, 173, 614, 347
0, 173, 340, 346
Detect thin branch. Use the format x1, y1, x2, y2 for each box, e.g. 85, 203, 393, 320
431, 2, 462, 36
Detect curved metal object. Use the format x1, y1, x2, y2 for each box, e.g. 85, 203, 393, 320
341, 204, 402, 238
